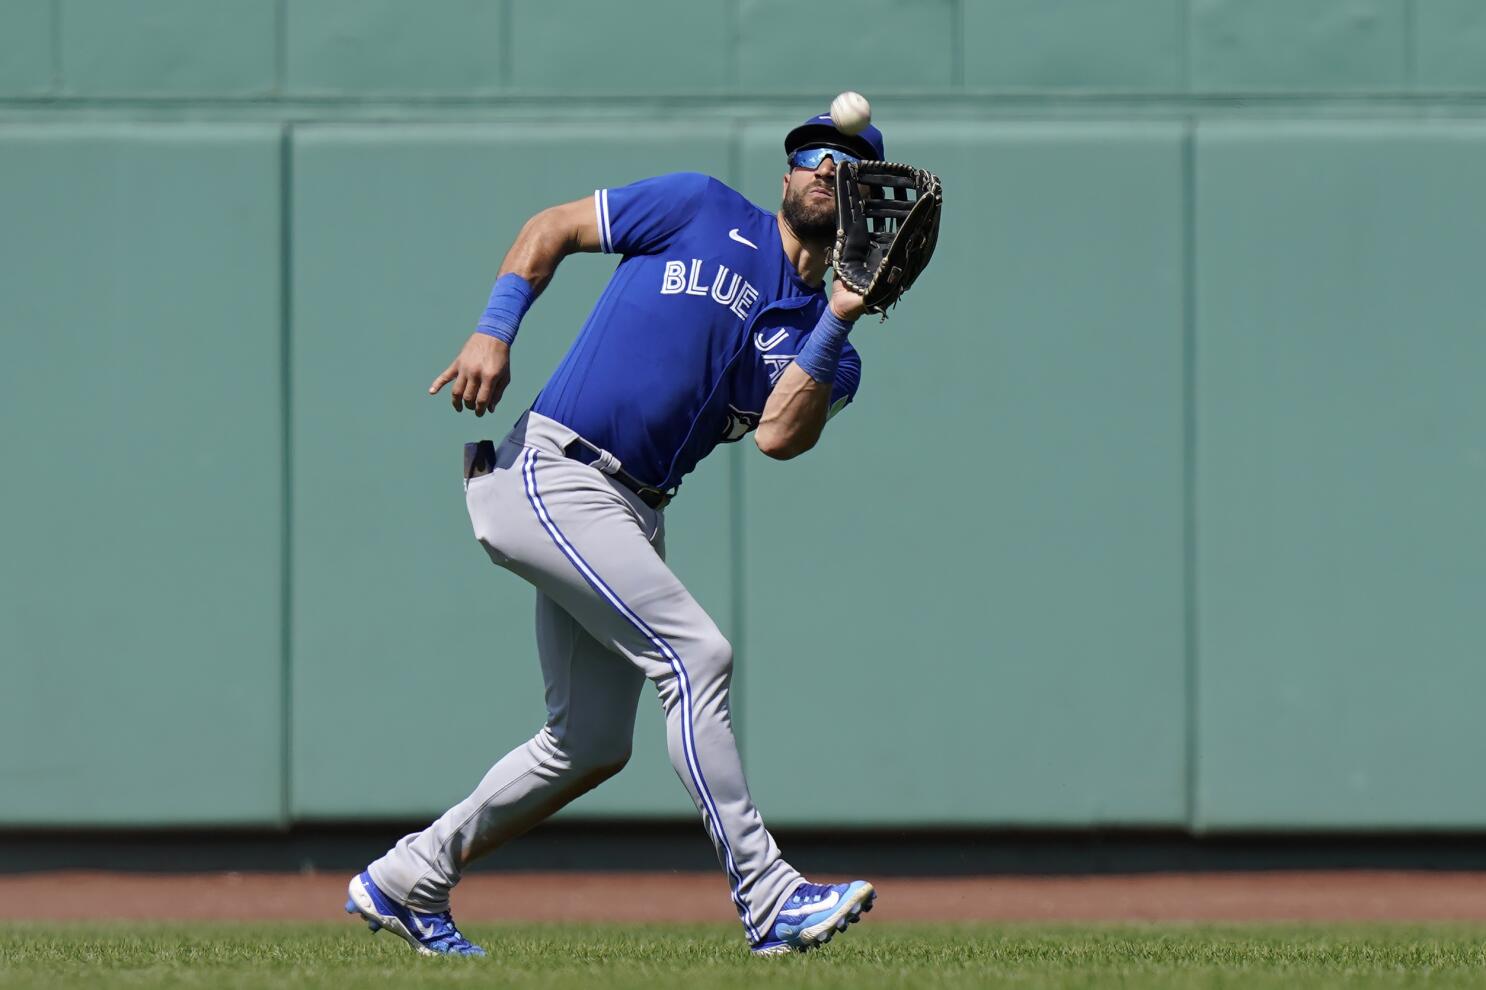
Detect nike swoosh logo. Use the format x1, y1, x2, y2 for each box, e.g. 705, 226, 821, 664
411, 915, 440, 937
728, 228, 757, 250
777, 890, 840, 919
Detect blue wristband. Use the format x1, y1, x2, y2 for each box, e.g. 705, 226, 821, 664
475, 273, 536, 345
793, 309, 855, 385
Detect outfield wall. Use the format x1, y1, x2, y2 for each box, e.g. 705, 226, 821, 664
2, 1, 1483, 831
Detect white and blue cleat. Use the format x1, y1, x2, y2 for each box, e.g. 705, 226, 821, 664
344, 870, 486, 957
750, 880, 876, 956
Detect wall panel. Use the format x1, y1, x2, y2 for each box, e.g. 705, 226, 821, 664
1414, 0, 1486, 91
509, 0, 729, 93
737, 0, 955, 92
0, 0, 53, 96
734, 121, 1189, 826
285, 0, 501, 95
0, 125, 284, 825
61, 0, 276, 97
1194, 122, 1486, 828
965, 0, 1184, 92
5, 1, 1486, 833
289, 124, 734, 822
1190, 0, 1408, 92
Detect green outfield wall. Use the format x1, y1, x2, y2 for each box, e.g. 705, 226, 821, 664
2, 0, 1483, 832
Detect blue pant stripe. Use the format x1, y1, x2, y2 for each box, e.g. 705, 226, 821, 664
520, 449, 760, 943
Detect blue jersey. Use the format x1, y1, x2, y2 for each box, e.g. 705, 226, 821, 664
530, 172, 862, 493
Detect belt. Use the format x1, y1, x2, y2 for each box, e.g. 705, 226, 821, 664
563, 440, 673, 510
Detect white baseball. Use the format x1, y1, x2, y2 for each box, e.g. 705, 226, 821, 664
830, 91, 872, 136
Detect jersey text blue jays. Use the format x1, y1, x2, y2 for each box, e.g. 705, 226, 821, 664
530, 172, 862, 492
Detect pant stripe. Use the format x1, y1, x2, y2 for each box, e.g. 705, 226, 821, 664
520, 449, 761, 943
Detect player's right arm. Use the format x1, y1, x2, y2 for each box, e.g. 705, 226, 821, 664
429, 196, 601, 417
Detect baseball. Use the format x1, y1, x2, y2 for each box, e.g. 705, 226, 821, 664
830, 91, 872, 136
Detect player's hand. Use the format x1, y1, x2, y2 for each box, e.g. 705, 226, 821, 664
828, 279, 867, 322
429, 334, 511, 417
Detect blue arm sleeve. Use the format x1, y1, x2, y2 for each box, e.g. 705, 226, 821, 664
829, 343, 862, 417
474, 272, 536, 345
594, 172, 712, 255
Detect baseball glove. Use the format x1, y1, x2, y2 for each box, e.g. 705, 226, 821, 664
831, 160, 943, 317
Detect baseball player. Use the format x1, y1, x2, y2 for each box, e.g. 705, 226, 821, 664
345, 113, 917, 957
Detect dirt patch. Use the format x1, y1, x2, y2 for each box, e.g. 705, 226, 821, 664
6, 871, 1486, 924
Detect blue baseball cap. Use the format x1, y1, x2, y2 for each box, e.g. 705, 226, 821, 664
784, 112, 885, 162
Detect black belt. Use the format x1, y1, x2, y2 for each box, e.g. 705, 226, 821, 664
563, 440, 673, 510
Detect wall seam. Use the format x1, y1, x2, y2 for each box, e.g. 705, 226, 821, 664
500, 0, 513, 90
726, 0, 740, 94
1404, 0, 1417, 91
11, 95, 1486, 116
278, 123, 296, 828
1179, 0, 1192, 94
1180, 118, 1200, 833
51, 0, 63, 93
274, 0, 286, 97
951, 0, 964, 89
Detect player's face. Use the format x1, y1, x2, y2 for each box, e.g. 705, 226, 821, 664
780, 150, 840, 242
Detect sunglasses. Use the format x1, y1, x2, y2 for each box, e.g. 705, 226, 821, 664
787, 146, 861, 171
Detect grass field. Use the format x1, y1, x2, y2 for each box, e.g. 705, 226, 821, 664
3, 923, 1485, 989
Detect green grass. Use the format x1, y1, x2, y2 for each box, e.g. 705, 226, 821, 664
3, 923, 1485, 989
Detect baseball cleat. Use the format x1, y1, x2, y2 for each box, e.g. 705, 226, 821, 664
750, 880, 875, 956
343, 871, 486, 957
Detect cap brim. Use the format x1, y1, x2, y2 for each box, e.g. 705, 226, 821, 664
784, 123, 880, 161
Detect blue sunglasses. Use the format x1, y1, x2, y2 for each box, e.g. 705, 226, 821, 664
787, 146, 861, 171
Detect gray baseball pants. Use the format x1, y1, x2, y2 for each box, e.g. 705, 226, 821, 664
368, 411, 802, 944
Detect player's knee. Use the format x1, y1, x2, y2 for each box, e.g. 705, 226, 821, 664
589, 753, 630, 784
569, 744, 631, 781
689, 630, 734, 685
553, 728, 632, 777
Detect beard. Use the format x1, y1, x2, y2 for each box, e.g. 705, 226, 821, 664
780, 181, 837, 243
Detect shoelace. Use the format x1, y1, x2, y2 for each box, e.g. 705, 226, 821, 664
787, 883, 834, 907
415, 913, 475, 950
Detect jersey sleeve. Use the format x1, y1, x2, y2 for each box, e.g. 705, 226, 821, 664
827, 342, 862, 419
593, 172, 712, 256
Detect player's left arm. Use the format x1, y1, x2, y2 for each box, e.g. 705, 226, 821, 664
755, 283, 866, 459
